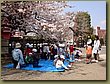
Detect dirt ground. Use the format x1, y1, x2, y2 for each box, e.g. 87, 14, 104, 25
1, 59, 106, 80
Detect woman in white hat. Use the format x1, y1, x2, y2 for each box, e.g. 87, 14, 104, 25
86, 41, 92, 64
55, 55, 69, 70
12, 43, 25, 69
87, 36, 92, 46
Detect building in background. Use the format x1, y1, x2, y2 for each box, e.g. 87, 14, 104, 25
93, 26, 106, 45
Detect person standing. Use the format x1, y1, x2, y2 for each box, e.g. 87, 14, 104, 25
86, 41, 92, 64
87, 36, 92, 47
12, 43, 25, 69
92, 35, 100, 62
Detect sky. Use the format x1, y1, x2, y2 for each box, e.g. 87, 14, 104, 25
63, 1, 106, 29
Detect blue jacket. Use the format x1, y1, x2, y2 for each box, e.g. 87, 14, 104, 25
12, 49, 25, 65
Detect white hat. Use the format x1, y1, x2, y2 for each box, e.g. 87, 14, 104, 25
87, 39, 92, 45
28, 44, 33, 48
15, 43, 21, 48
26, 43, 30, 46
54, 55, 58, 58
60, 55, 65, 59
29, 53, 32, 55
87, 41, 92, 45
32, 49, 37, 52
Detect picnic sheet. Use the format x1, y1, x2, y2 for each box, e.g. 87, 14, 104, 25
3, 59, 69, 72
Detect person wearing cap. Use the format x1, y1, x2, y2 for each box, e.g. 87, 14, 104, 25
25, 52, 33, 64
32, 49, 40, 67
24, 43, 33, 57
12, 43, 25, 69
86, 41, 92, 64
87, 36, 92, 46
55, 54, 69, 70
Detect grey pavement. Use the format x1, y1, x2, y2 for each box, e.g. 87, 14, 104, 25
99, 46, 106, 60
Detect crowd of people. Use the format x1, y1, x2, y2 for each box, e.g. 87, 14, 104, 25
11, 35, 101, 71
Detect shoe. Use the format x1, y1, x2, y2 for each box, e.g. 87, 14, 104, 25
75, 59, 78, 61
86, 62, 90, 64
86, 62, 91, 64
67, 65, 72, 68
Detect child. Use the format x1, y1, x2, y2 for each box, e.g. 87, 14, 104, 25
55, 55, 69, 70
24, 43, 33, 61
74, 48, 82, 61
53, 55, 59, 66
32, 49, 40, 67
68, 52, 75, 67
86, 41, 92, 64
25, 53, 33, 65
54, 54, 65, 65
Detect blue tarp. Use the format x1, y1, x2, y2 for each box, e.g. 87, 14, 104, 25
3, 59, 69, 72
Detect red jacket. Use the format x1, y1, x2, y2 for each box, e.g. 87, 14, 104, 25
69, 45, 74, 53
24, 48, 32, 56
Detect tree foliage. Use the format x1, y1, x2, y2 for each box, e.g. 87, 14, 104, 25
1, 1, 73, 41
74, 11, 93, 37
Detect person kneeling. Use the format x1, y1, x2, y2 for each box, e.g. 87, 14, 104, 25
55, 55, 69, 70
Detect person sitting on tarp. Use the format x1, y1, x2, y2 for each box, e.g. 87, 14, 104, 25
25, 53, 33, 65
32, 49, 40, 67
24, 43, 33, 58
53, 54, 60, 66
55, 55, 69, 70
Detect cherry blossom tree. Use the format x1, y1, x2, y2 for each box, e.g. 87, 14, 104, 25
1, 1, 75, 42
